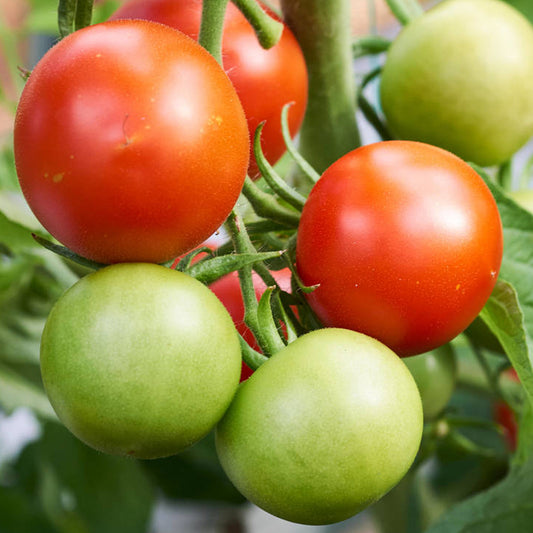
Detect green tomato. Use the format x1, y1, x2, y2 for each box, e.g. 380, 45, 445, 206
41, 263, 241, 459
403, 344, 457, 420
216, 328, 423, 525
380, 0, 533, 167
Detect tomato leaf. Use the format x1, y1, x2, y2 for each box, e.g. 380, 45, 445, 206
32, 234, 108, 271
426, 438, 533, 533
256, 286, 287, 354
253, 122, 307, 211
473, 165, 533, 337
14, 423, 155, 533
280, 103, 321, 184
479, 280, 533, 406
185, 250, 284, 285
0, 363, 56, 421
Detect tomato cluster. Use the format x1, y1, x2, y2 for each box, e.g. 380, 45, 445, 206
12, 0, 518, 526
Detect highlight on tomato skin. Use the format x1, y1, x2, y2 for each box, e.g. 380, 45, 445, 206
14, 19, 249, 265
295, 140, 504, 357
109, 0, 308, 178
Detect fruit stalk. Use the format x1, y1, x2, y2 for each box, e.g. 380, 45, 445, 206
280, 0, 360, 174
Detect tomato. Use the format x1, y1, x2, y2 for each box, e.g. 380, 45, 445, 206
14, 20, 249, 264
216, 328, 423, 525
380, 0, 533, 167
40, 263, 241, 459
209, 267, 292, 380
109, 0, 308, 178
403, 344, 457, 420
296, 141, 503, 357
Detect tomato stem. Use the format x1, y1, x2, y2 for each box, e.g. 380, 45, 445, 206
253, 123, 306, 211
58, 0, 76, 37
352, 35, 391, 59
224, 210, 287, 358
198, 0, 230, 64
280, 0, 361, 174
75, 0, 94, 31
241, 177, 300, 227
231, 0, 283, 49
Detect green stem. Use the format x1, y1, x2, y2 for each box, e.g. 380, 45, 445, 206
241, 178, 300, 227
74, 0, 94, 31
231, 0, 283, 49
58, 0, 76, 38
280, 0, 360, 174
352, 35, 391, 59
384, 0, 424, 25
198, 0, 230, 64
224, 211, 284, 358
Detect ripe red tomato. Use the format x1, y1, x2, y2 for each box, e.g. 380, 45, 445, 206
296, 141, 503, 357
109, 0, 308, 178
14, 20, 249, 264
209, 267, 292, 380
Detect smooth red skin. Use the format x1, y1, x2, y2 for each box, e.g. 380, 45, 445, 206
110, 0, 308, 178
209, 268, 292, 380
296, 141, 503, 357
14, 20, 249, 264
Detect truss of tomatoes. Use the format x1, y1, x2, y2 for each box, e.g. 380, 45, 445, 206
13, 6, 503, 529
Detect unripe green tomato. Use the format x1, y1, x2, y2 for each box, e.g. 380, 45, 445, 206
403, 344, 457, 420
216, 328, 423, 525
40, 263, 241, 459
380, 0, 533, 166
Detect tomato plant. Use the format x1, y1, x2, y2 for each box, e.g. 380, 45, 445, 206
109, 0, 308, 178
209, 267, 292, 380
14, 19, 249, 264
40, 263, 242, 459
296, 141, 503, 357
403, 344, 457, 420
6, 0, 533, 531
216, 328, 423, 525
380, 0, 533, 167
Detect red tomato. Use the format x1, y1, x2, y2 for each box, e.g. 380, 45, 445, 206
296, 141, 503, 357
209, 268, 292, 380
14, 20, 249, 264
109, 0, 308, 178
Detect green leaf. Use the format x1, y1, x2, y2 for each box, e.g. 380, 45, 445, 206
256, 287, 286, 354
142, 431, 246, 504
502, 0, 533, 23
0, 485, 56, 533
0, 363, 56, 421
185, 250, 284, 285
32, 234, 107, 271
15, 423, 155, 533
473, 165, 533, 337
426, 446, 533, 533
478, 280, 533, 406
